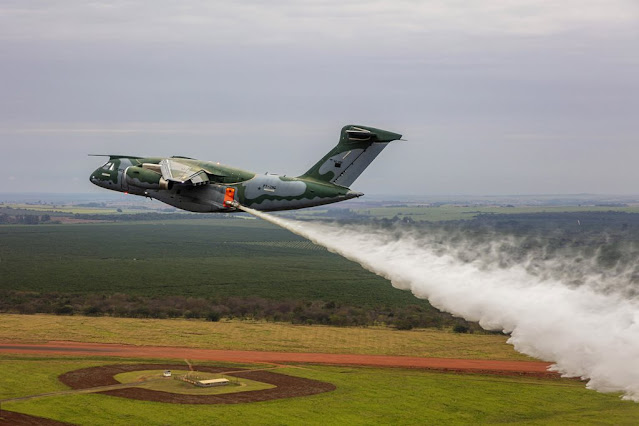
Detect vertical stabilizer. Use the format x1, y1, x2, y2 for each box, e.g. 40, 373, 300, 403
299, 125, 402, 187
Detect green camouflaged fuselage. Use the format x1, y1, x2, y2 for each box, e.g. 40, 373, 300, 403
89, 125, 401, 212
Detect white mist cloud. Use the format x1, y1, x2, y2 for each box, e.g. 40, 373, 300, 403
244, 207, 639, 401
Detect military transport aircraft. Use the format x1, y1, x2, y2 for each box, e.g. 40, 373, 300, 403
90, 124, 401, 212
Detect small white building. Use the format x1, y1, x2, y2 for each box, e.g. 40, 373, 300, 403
196, 378, 229, 387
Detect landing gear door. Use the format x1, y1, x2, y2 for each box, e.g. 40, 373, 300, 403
120, 167, 129, 192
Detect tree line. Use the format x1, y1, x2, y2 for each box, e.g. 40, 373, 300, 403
0, 213, 51, 224
0, 290, 480, 332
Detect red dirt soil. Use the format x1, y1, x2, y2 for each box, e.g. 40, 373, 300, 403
0, 341, 557, 378
0, 411, 72, 426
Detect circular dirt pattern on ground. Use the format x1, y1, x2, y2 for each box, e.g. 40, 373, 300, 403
0, 411, 72, 426
59, 364, 335, 404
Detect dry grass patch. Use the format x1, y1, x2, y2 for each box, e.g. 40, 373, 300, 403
0, 314, 531, 360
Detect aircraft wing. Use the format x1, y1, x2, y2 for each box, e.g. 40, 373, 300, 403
159, 158, 210, 186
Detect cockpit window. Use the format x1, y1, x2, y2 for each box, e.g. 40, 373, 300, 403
102, 162, 115, 171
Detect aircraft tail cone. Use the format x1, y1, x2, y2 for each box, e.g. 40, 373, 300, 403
346, 190, 364, 199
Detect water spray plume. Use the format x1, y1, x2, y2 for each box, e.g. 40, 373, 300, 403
239, 206, 639, 401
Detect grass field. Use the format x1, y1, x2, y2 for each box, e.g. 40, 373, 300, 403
0, 357, 116, 399
2, 357, 639, 425
113, 370, 274, 395
0, 314, 529, 360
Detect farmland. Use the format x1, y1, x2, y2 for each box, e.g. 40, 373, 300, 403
2, 205, 639, 424
4, 206, 638, 305
3, 205, 639, 329
0, 217, 466, 329
4, 200, 639, 222
358, 204, 639, 221
0, 219, 412, 306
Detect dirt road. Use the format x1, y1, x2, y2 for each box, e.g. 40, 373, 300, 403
0, 341, 556, 377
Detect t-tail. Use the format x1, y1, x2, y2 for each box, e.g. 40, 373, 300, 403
299, 125, 402, 187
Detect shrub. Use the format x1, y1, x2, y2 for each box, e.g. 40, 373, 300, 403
184, 310, 202, 319
206, 311, 221, 322
83, 306, 102, 316
54, 305, 74, 315
395, 319, 414, 330
453, 324, 469, 333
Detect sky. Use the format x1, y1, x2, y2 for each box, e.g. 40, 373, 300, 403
1, 1, 638, 196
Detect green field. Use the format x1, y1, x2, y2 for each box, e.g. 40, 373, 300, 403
0, 357, 115, 400
5, 200, 639, 221
0, 203, 145, 215
3, 206, 637, 329
2, 357, 638, 425
359, 205, 639, 221
0, 219, 420, 308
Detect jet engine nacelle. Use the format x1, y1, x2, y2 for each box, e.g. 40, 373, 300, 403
125, 166, 169, 190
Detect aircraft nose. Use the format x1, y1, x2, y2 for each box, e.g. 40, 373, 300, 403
89, 169, 102, 186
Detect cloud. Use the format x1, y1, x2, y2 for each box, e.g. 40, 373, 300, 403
0, 1, 637, 195
0, 121, 315, 135
0, 0, 636, 45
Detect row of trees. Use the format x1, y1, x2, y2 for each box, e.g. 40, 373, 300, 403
0, 291, 480, 332
0, 214, 51, 224
0, 211, 237, 224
